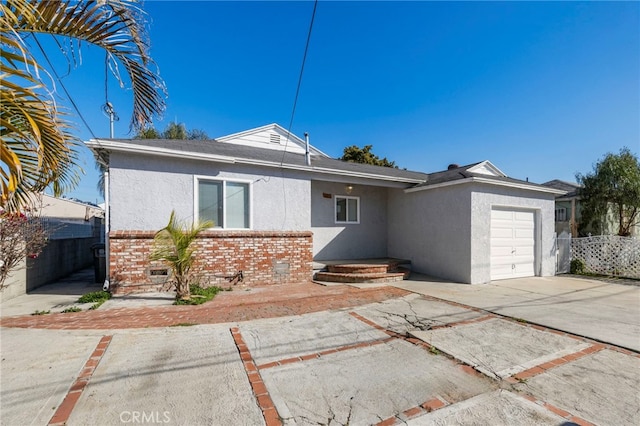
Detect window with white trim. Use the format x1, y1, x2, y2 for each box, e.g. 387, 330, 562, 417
555, 207, 567, 222
335, 196, 359, 224
197, 178, 250, 228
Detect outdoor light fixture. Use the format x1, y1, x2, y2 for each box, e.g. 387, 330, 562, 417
345, 185, 353, 195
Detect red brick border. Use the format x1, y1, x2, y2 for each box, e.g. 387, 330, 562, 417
505, 343, 606, 382
230, 327, 282, 426
257, 337, 395, 370
48, 335, 112, 426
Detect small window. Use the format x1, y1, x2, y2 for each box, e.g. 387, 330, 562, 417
197, 178, 250, 228
555, 207, 567, 222
335, 196, 359, 224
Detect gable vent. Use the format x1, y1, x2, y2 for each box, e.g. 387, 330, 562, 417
270, 134, 281, 144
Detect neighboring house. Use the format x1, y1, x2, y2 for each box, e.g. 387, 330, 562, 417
542, 179, 638, 237
0, 195, 104, 302
87, 123, 563, 293
542, 180, 581, 237
39, 194, 104, 222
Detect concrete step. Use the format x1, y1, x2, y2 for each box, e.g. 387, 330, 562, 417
314, 271, 407, 284
327, 264, 390, 274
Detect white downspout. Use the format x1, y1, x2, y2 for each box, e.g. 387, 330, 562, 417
304, 132, 311, 166
103, 169, 110, 292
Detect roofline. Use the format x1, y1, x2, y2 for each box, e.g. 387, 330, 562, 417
404, 176, 566, 195
41, 193, 104, 210
215, 123, 330, 157
467, 160, 507, 177
86, 139, 426, 185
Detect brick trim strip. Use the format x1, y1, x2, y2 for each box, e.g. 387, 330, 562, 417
256, 337, 395, 370
417, 294, 640, 355
375, 397, 449, 425
519, 394, 596, 426
230, 327, 282, 426
48, 335, 112, 426
505, 344, 606, 382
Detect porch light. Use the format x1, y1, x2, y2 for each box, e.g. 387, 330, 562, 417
345, 185, 353, 195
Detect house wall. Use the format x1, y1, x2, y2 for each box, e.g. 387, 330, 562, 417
470, 183, 556, 284
40, 194, 103, 221
109, 153, 310, 231
387, 186, 473, 283
109, 230, 312, 293
311, 181, 388, 260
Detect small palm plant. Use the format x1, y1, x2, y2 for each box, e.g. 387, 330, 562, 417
150, 211, 212, 300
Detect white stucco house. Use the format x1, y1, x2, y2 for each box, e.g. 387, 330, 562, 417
87, 123, 563, 293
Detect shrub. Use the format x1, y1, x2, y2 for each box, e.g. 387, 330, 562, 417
570, 259, 586, 275
173, 285, 221, 305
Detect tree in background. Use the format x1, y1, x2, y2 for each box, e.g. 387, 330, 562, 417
577, 147, 640, 236
135, 122, 209, 140
1, 0, 166, 212
341, 145, 397, 168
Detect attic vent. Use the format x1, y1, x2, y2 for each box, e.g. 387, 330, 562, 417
447, 164, 460, 170
270, 134, 281, 144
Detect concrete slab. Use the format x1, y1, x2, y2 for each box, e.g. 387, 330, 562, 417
407, 390, 565, 425
0, 269, 102, 317
515, 349, 640, 425
395, 274, 640, 351
99, 292, 175, 310
261, 339, 495, 425
412, 318, 590, 378
353, 294, 484, 335
67, 325, 264, 426
0, 328, 103, 425
240, 311, 388, 365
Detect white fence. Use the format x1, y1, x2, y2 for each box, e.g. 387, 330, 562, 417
569, 235, 640, 279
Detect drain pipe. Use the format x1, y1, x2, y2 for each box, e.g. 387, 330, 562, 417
102, 169, 110, 292
304, 132, 311, 166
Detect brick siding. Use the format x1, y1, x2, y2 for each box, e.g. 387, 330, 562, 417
108, 230, 313, 294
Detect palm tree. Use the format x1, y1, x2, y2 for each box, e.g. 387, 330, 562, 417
150, 211, 213, 300
1, 0, 166, 212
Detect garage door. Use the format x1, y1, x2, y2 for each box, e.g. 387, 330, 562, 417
490, 209, 536, 280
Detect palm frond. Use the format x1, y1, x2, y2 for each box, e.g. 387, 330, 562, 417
0, 0, 166, 211
3, 0, 166, 131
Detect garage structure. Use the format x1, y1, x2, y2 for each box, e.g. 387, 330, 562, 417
389, 162, 561, 285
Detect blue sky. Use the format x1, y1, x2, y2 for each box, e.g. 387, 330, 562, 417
43, 1, 639, 204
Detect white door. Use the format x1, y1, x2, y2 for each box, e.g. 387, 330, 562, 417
490, 209, 536, 280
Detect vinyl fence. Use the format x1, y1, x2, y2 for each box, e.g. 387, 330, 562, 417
570, 235, 640, 279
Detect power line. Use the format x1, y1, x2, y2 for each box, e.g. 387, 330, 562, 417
280, 0, 318, 165
33, 34, 97, 139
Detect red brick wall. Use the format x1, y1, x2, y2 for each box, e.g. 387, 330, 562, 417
108, 230, 313, 294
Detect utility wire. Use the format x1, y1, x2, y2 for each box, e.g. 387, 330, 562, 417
33, 34, 97, 139
277, 0, 318, 231
280, 0, 318, 166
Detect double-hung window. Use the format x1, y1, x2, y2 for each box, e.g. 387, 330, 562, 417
335, 196, 359, 224
197, 178, 250, 228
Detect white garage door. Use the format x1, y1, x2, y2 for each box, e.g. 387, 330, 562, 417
490, 209, 536, 280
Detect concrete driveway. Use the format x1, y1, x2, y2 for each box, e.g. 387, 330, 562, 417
2, 279, 638, 425
393, 274, 640, 351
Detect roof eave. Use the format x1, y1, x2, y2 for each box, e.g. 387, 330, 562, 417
405, 176, 566, 195
86, 139, 426, 185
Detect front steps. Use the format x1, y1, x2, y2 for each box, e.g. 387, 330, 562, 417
314, 259, 411, 284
